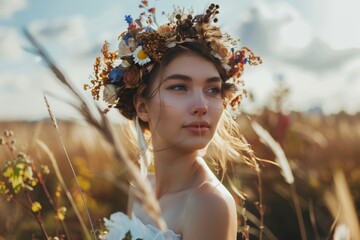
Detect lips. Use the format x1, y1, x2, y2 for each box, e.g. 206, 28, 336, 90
183, 121, 210, 135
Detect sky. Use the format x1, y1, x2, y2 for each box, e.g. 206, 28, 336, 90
0, 0, 360, 120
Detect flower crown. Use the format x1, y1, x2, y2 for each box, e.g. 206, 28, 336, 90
85, 2, 262, 119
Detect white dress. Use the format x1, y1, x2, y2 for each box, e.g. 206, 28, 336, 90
104, 212, 182, 240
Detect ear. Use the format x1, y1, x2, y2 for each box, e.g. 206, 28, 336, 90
134, 95, 149, 122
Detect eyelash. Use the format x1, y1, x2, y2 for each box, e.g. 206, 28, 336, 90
168, 85, 221, 94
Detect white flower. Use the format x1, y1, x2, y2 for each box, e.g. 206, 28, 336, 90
103, 84, 118, 105
118, 38, 137, 57
333, 224, 350, 240
104, 212, 148, 240
104, 212, 181, 240
133, 46, 151, 66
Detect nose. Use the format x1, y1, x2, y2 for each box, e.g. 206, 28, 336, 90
191, 91, 208, 116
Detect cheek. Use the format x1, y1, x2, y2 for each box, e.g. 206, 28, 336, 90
146, 95, 183, 126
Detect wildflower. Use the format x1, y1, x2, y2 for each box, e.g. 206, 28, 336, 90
56, 207, 67, 221
125, 15, 133, 25
3, 165, 14, 178
55, 185, 61, 198
30, 179, 38, 187
31, 201, 42, 212
108, 67, 124, 84
118, 38, 137, 57
122, 32, 134, 46
133, 46, 151, 66
23, 165, 33, 181
157, 24, 172, 35
103, 84, 118, 105
0, 181, 9, 195
41, 165, 50, 175
145, 26, 155, 32
123, 67, 140, 87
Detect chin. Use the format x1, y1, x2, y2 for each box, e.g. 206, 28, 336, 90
181, 138, 210, 151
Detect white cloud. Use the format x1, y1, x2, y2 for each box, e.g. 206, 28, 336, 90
0, 0, 27, 19
237, 1, 312, 55
319, 0, 360, 50
28, 15, 87, 45
234, 1, 360, 114
237, 1, 360, 74
284, 38, 360, 73
0, 27, 24, 61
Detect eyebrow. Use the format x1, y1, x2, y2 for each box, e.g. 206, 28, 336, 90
163, 74, 222, 83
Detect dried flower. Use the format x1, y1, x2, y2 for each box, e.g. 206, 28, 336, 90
157, 24, 173, 35
103, 84, 118, 105
86, 2, 261, 119
118, 38, 137, 57
123, 67, 140, 88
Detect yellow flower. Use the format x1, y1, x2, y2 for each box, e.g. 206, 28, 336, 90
41, 165, 50, 175
31, 202, 42, 212
30, 179, 38, 187
133, 46, 151, 66
11, 176, 24, 193
56, 207, 67, 221
3, 166, 13, 178
77, 176, 91, 191
23, 166, 33, 180
0, 181, 9, 195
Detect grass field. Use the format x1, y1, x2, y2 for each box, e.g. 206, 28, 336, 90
0, 110, 359, 239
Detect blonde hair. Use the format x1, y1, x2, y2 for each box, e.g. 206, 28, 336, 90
206, 109, 257, 180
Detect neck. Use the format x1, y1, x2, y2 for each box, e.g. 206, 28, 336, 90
153, 149, 203, 198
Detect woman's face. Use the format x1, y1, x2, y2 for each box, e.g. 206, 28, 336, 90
141, 53, 224, 152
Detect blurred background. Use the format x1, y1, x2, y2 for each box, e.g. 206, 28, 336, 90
0, 0, 359, 239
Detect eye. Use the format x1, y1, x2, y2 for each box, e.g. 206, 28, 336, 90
168, 85, 188, 91
206, 87, 221, 95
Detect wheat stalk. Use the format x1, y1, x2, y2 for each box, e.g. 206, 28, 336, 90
43, 95, 95, 239
23, 28, 166, 231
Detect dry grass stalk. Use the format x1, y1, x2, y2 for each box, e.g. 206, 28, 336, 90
43, 95, 95, 238
251, 121, 307, 240
251, 121, 294, 184
333, 169, 360, 240
37, 140, 92, 239
23, 29, 166, 231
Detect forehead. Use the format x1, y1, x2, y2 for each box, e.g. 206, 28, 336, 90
162, 53, 220, 79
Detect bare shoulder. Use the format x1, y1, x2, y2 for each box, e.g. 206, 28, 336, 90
181, 181, 237, 240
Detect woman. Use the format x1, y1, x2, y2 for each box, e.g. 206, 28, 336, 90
89, 3, 261, 239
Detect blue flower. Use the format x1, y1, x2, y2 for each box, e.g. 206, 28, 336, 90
243, 58, 248, 64
125, 15, 133, 25
122, 32, 133, 45
109, 67, 124, 84
234, 52, 243, 64
145, 26, 155, 32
